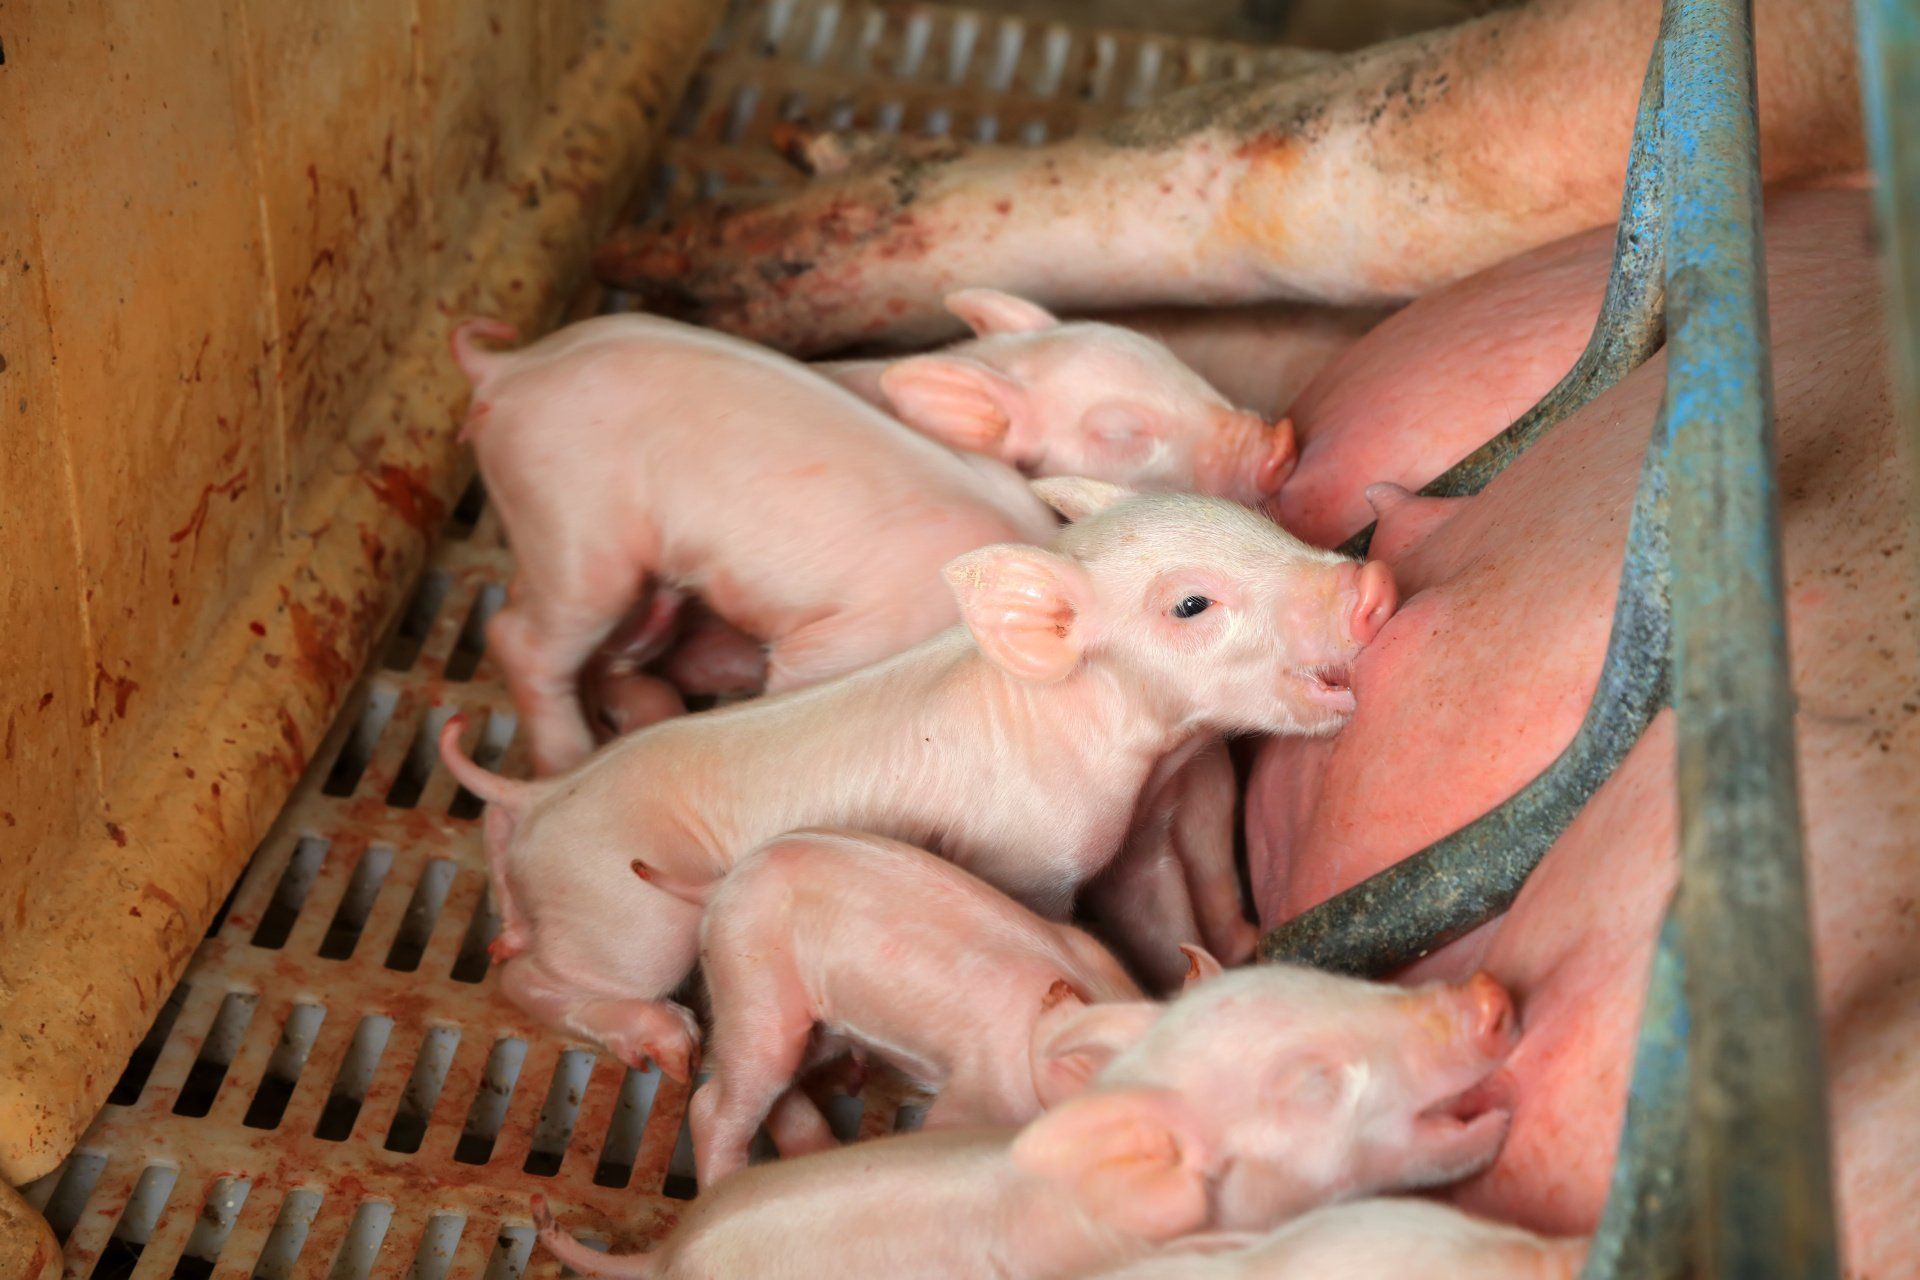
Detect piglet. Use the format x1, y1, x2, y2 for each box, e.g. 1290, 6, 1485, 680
533, 1118, 1210, 1280
821, 289, 1297, 504
450, 313, 1056, 774
1089, 1199, 1586, 1279
1072, 964, 1520, 1230
634, 828, 1171, 1184
437, 481, 1397, 1081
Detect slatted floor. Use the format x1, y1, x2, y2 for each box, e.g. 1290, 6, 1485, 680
19, 2, 1281, 1275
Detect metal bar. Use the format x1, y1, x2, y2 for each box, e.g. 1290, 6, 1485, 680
1339, 31, 1669, 559
1260, 398, 1670, 975
1579, 911, 1691, 1280
1855, 0, 1920, 528
1658, 0, 1838, 1273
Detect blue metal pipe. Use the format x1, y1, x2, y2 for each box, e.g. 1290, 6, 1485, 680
1856, 0, 1920, 532
1658, 0, 1838, 1274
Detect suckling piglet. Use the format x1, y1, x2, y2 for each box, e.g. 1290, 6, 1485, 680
449, 313, 1057, 775
633, 827, 1176, 1185
529, 970, 1519, 1279
821, 289, 1298, 504
1080, 963, 1521, 1230
437, 480, 1397, 1083
1088, 1198, 1586, 1279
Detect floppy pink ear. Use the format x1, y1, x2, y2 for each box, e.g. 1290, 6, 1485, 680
945, 288, 1061, 336
1030, 999, 1164, 1107
942, 545, 1095, 683
878, 355, 1028, 455
1178, 945, 1225, 991
1030, 476, 1137, 522
1012, 1086, 1211, 1241
1266, 1050, 1350, 1116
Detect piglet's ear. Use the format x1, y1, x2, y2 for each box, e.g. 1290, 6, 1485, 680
943, 545, 1094, 683
1012, 1086, 1210, 1241
1031, 1000, 1164, 1108
1030, 477, 1137, 523
879, 356, 1028, 456
1267, 1051, 1351, 1116
945, 288, 1061, 337
1178, 945, 1225, 991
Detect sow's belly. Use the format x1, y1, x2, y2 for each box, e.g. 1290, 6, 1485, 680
1245, 188, 1920, 1269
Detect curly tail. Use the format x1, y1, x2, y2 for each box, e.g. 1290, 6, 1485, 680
437, 715, 530, 812
533, 1196, 661, 1279
449, 317, 520, 385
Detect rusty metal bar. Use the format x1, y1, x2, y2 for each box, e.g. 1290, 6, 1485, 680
1856, 0, 1920, 528
1340, 30, 1669, 559
1658, 0, 1837, 1272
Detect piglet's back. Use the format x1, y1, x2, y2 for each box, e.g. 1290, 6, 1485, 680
477, 314, 1053, 567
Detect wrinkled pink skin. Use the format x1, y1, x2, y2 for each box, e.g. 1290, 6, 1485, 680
821, 289, 1298, 506
438, 486, 1394, 1084
659, 829, 1153, 1185
451, 312, 1056, 775
1094, 1199, 1585, 1280
1095, 966, 1519, 1231
1249, 188, 1919, 1273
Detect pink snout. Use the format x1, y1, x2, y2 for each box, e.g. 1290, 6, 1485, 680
1346, 559, 1399, 647
1460, 972, 1518, 1058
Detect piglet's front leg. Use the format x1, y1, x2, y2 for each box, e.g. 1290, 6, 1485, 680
1082, 816, 1208, 996
1167, 741, 1259, 967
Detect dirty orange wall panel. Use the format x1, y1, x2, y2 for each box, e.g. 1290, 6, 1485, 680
15, 1, 281, 790
0, 186, 102, 929
418, 0, 548, 274
0, 0, 722, 1191
538, 2, 605, 105
238, 0, 431, 500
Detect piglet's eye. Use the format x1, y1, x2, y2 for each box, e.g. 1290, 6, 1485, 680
1171, 595, 1212, 619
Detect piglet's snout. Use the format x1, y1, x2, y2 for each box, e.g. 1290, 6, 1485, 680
1339, 560, 1399, 648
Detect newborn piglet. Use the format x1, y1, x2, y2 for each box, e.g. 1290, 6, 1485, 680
534, 1118, 1211, 1280
438, 482, 1395, 1082
1059, 963, 1520, 1229
1090, 1199, 1586, 1279
822, 289, 1297, 504
633, 828, 1168, 1185
451, 312, 1055, 774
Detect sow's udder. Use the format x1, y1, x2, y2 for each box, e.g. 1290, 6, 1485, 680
1243, 190, 1920, 1272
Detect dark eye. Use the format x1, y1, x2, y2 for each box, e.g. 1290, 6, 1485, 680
1171, 595, 1212, 619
